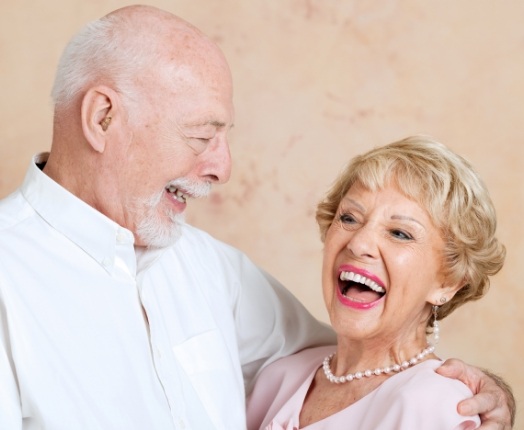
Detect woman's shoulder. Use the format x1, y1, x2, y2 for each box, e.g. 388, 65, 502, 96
371, 359, 480, 429
394, 359, 474, 394
382, 359, 475, 402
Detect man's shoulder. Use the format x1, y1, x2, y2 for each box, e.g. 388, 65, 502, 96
0, 189, 33, 233
178, 222, 221, 244
176, 222, 247, 261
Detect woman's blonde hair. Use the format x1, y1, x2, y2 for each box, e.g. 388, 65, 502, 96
316, 135, 505, 322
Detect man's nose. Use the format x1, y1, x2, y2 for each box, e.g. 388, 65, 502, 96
201, 135, 232, 184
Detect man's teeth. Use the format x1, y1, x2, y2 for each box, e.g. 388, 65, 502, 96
339, 271, 385, 294
167, 186, 188, 203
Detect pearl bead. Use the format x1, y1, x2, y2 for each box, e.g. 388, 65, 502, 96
322, 344, 434, 385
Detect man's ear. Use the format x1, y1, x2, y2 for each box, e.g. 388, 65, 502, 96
81, 86, 118, 153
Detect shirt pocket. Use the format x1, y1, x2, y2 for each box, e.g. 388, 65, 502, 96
172, 329, 244, 430
172, 329, 232, 374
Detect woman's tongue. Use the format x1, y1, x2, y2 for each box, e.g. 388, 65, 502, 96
344, 283, 382, 303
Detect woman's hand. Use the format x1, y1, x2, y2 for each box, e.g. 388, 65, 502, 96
436, 358, 515, 429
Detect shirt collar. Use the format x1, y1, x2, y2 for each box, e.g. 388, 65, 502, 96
20, 153, 136, 274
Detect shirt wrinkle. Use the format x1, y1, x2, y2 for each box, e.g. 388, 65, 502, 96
0, 154, 336, 430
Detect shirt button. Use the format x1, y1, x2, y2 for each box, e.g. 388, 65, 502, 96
178, 418, 185, 429
102, 257, 112, 268
116, 230, 128, 244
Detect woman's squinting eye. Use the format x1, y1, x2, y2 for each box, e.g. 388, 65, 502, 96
390, 229, 413, 240
339, 212, 357, 224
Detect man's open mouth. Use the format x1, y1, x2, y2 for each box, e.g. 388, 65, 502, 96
166, 185, 189, 203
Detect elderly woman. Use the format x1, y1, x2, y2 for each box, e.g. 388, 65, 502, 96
246, 136, 506, 429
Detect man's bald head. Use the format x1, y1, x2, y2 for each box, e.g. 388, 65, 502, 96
51, 4, 229, 114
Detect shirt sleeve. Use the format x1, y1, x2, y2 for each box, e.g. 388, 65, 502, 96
227, 249, 336, 395
0, 288, 23, 429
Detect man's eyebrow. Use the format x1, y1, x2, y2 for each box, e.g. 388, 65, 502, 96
211, 120, 235, 130
185, 120, 234, 129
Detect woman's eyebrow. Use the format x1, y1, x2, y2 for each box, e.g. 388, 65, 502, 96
391, 214, 425, 229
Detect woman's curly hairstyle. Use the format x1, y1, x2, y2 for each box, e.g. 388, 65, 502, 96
316, 136, 506, 325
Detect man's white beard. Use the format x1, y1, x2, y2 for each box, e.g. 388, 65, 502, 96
136, 198, 185, 248
135, 178, 211, 248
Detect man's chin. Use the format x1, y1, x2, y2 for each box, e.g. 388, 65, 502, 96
143, 232, 181, 249
136, 216, 184, 249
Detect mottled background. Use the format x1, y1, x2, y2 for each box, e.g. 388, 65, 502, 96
1, 0, 522, 425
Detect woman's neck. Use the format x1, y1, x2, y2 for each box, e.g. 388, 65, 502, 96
332, 331, 438, 377
299, 338, 438, 428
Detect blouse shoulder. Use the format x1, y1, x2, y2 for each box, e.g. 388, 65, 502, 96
373, 360, 481, 429
246, 346, 335, 430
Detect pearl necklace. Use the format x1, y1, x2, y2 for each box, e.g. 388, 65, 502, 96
322, 345, 435, 384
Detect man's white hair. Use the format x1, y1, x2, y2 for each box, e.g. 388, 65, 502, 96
50, 13, 161, 112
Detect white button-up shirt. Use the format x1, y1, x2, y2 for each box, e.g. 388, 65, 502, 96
0, 154, 335, 430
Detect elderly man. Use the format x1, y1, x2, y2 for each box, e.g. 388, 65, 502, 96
0, 4, 514, 429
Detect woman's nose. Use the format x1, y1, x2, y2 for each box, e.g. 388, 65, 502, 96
345, 224, 378, 259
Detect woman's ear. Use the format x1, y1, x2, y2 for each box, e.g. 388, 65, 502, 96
431, 279, 465, 305
81, 86, 118, 153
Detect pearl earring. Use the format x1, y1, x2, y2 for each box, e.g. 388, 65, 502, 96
431, 305, 440, 347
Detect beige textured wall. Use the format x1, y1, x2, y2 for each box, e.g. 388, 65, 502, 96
1, 1, 522, 425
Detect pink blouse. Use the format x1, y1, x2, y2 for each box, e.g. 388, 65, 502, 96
247, 346, 480, 430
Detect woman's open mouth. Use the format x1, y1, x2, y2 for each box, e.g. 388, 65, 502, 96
338, 271, 386, 306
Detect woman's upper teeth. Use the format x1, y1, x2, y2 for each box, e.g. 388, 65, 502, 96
339, 271, 385, 294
